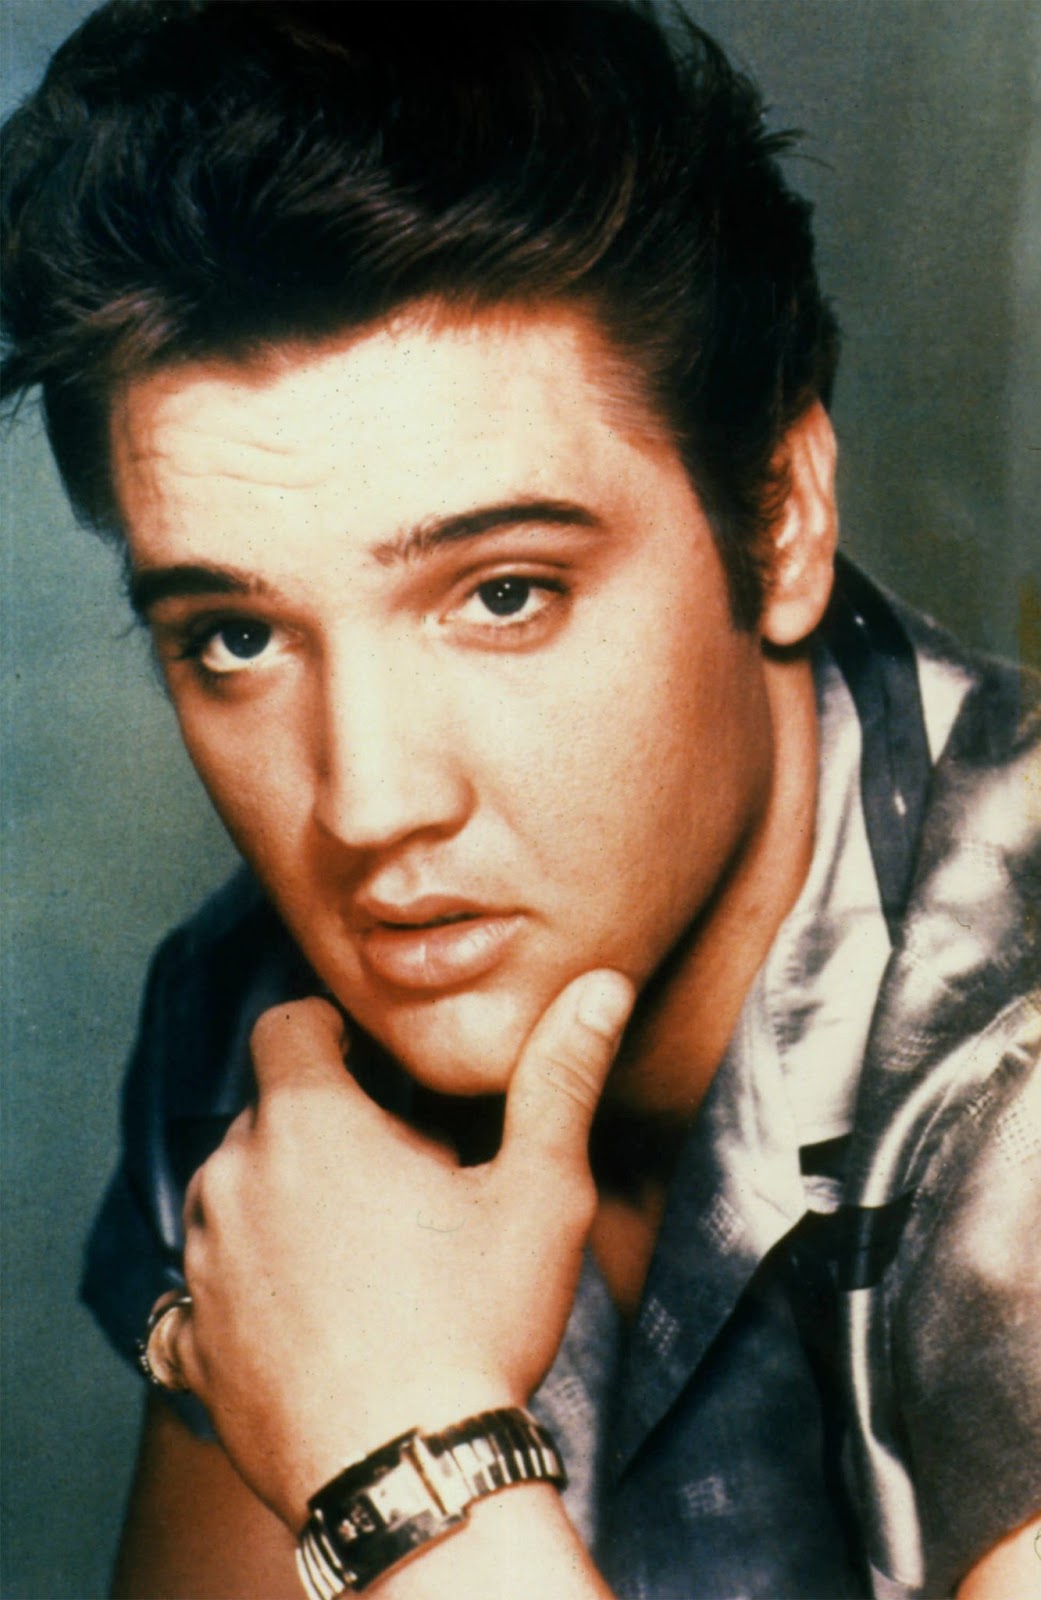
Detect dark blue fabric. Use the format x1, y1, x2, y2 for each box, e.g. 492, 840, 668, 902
822, 555, 932, 946
597, 1254, 866, 1597
589, 1079, 868, 1598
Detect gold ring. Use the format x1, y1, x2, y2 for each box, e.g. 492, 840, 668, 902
135, 1289, 193, 1392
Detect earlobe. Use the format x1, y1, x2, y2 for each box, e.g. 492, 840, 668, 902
760, 402, 838, 649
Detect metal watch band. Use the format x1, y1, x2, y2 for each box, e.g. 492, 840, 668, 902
295, 1406, 567, 1597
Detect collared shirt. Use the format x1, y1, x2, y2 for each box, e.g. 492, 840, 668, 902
531, 639, 972, 1598
83, 573, 1037, 1598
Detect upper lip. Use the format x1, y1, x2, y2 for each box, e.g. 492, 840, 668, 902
353, 893, 506, 931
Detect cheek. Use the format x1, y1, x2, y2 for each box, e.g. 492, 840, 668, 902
509, 627, 767, 941
174, 696, 310, 860
502, 614, 757, 836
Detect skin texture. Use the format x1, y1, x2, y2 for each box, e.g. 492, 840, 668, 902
113, 306, 831, 1116
177, 975, 636, 1526
109, 304, 1037, 1597
112, 1400, 300, 1600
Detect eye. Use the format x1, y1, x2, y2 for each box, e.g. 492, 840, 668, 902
476, 577, 535, 617
213, 620, 271, 660
178, 618, 278, 676
447, 572, 567, 644
203, 619, 272, 670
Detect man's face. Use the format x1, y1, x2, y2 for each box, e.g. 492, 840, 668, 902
113, 306, 774, 1095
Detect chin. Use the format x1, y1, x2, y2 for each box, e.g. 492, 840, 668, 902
347, 981, 537, 1099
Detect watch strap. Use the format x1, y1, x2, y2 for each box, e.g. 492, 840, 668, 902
296, 1407, 566, 1596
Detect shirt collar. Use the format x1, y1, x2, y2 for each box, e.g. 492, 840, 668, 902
609, 644, 892, 1466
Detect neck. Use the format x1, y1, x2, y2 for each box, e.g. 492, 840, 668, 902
604, 651, 819, 1133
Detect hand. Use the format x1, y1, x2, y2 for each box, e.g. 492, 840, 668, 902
171, 969, 634, 1528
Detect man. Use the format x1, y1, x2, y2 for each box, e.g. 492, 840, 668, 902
2, 3, 1038, 1597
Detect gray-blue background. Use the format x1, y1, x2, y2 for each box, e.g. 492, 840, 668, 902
2, 3, 1039, 1596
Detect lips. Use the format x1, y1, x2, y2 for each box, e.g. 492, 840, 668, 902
354, 895, 524, 991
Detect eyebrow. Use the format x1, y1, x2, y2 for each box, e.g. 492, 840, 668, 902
127, 496, 602, 620
127, 563, 265, 620
371, 498, 602, 565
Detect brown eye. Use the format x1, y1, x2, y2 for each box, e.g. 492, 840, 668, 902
477, 578, 531, 617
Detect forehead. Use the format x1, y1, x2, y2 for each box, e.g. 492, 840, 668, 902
110, 303, 675, 556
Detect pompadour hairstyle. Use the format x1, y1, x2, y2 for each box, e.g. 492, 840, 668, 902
1, 0, 838, 626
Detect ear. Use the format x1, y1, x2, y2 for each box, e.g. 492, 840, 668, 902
760, 402, 838, 649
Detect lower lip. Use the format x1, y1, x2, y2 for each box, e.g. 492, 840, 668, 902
359, 915, 523, 991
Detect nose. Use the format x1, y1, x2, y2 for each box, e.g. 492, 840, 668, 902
311, 638, 474, 852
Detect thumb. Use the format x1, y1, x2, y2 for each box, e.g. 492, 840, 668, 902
500, 969, 634, 1179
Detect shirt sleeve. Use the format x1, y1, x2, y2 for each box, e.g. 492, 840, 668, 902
80, 929, 223, 1438
892, 1051, 1041, 1594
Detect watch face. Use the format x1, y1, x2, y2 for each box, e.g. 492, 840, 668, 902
310, 1431, 462, 1591
338, 1499, 382, 1541
303, 1410, 565, 1592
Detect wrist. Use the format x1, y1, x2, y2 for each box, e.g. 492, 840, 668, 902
278, 1379, 524, 1530
295, 1407, 567, 1596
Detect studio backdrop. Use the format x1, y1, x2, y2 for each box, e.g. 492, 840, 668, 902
2, 3, 1038, 1596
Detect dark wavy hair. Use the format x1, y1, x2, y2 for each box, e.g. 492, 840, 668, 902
1, 0, 838, 626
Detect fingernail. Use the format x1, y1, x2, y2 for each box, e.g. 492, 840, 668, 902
576, 970, 634, 1035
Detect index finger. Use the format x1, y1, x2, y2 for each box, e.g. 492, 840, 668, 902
249, 996, 350, 1096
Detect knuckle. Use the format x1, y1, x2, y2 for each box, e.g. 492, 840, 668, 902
182, 1226, 203, 1288
183, 1163, 203, 1219
565, 1012, 618, 1073
186, 1144, 236, 1221
538, 1044, 601, 1112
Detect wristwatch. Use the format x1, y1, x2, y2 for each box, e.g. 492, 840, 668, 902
295, 1407, 567, 1596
